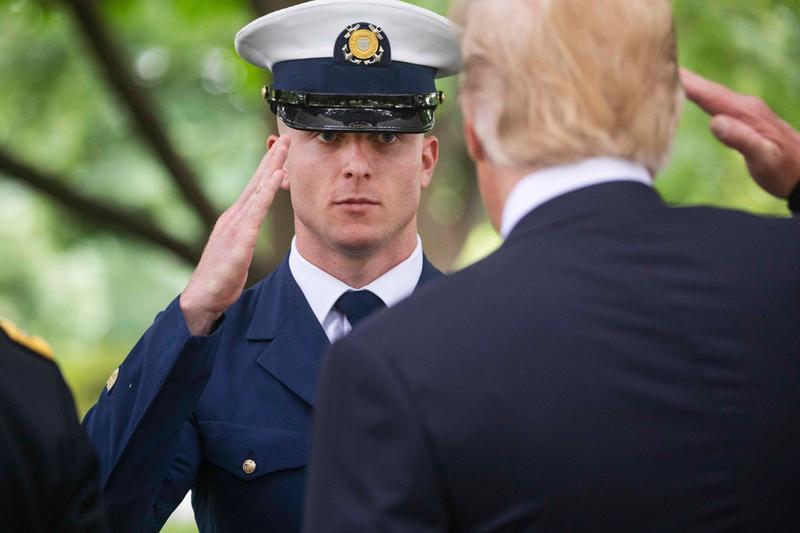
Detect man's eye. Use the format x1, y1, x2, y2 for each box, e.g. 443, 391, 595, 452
377, 133, 399, 144
316, 132, 339, 143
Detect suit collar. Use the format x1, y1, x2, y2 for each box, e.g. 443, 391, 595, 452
245, 252, 442, 341
500, 158, 652, 238
288, 235, 427, 327
504, 181, 666, 247
418, 255, 443, 287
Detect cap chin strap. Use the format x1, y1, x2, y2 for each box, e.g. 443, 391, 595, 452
262, 86, 443, 113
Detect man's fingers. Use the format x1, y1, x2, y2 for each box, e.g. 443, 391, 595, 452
710, 115, 780, 169
680, 67, 745, 118
265, 139, 290, 179
241, 168, 287, 229
232, 136, 291, 212
240, 145, 289, 226
258, 169, 287, 212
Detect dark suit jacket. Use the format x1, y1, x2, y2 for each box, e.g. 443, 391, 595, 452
0, 324, 108, 532
306, 182, 800, 532
83, 253, 442, 532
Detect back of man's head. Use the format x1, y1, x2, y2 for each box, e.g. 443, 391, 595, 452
455, 0, 682, 175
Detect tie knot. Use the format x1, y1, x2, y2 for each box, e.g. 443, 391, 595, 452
334, 290, 386, 328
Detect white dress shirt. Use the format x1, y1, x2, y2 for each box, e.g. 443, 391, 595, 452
288, 236, 424, 343
500, 157, 653, 238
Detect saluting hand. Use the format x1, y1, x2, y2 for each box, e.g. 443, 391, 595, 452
680, 68, 800, 199
179, 136, 291, 336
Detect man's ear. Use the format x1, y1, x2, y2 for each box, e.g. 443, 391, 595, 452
266, 135, 291, 190
463, 116, 486, 162
420, 135, 439, 189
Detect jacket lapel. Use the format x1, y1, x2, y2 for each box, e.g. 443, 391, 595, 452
247, 257, 329, 407
246, 253, 443, 408
503, 181, 664, 246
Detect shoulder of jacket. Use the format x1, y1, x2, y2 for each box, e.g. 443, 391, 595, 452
0, 319, 55, 361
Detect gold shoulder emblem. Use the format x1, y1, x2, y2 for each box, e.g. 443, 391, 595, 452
0, 319, 55, 360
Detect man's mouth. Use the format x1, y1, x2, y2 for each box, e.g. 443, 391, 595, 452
333, 198, 380, 206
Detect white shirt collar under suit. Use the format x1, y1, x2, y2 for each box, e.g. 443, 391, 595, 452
500, 157, 653, 238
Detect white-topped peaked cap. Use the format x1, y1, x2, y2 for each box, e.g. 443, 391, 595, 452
235, 0, 462, 77
234, 0, 462, 133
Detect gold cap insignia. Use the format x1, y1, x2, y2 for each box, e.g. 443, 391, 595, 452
0, 319, 54, 360
341, 23, 384, 65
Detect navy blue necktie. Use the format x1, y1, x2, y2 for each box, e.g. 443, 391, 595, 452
334, 290, 386, 327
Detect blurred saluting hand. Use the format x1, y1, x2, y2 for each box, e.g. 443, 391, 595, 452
681, 67, 800, 199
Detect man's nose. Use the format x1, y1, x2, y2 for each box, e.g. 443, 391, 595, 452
341, 139, 373, 180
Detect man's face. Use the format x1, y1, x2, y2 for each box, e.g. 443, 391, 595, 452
270, 124, 438, 258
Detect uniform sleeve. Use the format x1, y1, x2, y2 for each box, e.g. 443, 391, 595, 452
144, 419, 203, 532
303, 335, 449, 532
83, 297, 221, 532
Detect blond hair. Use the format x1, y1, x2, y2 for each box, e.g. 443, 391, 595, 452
454, 0, 683, 174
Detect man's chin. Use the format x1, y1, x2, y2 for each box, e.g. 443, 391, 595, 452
328, 228, 386, 257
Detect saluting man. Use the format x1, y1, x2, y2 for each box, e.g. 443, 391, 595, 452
82, 0, 461, 531
0, 320, 108, 531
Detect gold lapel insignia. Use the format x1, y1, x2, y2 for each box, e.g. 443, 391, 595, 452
106, 367, 120, 392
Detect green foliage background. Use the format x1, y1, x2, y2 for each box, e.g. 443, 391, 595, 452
1, 0, 799, 530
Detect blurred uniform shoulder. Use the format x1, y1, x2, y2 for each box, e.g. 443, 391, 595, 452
0, 319, 55, 363
0, 318, 66, 422
0, 318, 66, 432
0, 319, 110, 531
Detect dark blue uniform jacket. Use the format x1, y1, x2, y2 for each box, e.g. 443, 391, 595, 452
83, 254, 442, 532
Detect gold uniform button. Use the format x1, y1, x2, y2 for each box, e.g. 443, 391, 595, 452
242, 459, 256, 475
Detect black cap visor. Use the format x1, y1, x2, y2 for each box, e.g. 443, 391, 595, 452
266, 88, 442, 133
278, 104, 435, 133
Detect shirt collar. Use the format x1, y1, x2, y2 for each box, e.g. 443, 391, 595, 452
500, 157, 653, 238
288, 235, 424, 325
